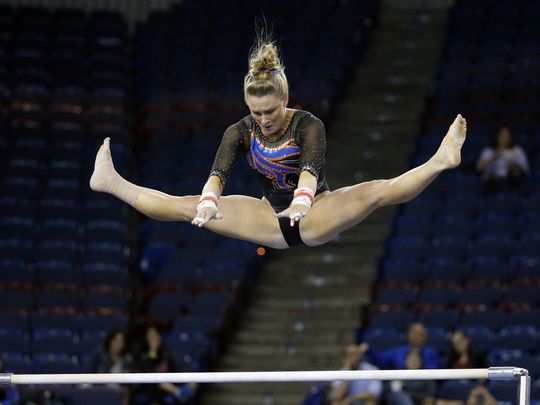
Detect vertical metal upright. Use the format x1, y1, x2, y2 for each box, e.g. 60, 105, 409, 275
518, 374, 531, 405
488, 367, 530, 405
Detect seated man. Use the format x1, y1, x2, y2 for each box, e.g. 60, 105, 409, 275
366, 323, 439, 370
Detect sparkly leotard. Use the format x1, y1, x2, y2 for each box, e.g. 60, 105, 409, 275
210, 110, 329, 212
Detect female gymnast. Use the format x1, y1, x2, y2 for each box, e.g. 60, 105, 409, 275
90, 38, 467, 249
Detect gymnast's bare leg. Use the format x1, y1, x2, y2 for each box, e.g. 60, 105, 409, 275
299, 114, 467, 246
89, 138, 289, 249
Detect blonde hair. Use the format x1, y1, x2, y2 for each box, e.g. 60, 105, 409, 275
244, 39, 289, 102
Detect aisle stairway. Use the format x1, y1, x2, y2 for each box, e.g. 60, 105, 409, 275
200, 4, 450, 405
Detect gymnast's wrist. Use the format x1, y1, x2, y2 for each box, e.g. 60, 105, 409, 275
291, 187, 314, 208
198, 192, 218, 211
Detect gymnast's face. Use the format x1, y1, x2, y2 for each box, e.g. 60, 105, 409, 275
246, 94, 287, 138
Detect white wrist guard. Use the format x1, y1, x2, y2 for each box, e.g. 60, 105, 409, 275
291, 195, 313, 208
197, 192, 218, 211
291, 187, 315, 208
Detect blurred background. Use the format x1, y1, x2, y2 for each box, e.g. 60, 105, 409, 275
0, 0, 538, 404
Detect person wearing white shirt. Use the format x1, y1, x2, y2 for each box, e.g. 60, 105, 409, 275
330, 344, 382, 405
476, 126, 529, 191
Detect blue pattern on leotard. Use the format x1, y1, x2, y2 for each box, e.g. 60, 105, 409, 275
246, 130, 301, 190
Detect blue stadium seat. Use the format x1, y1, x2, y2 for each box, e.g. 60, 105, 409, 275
35, 289, 81, 311
505, 285, 540, 306
514, 233, 540, 258
418, 285, 461, 306
460, 285, 503, 307
35, 260, 82, 286
461, 309, 505, 330
1, 352, 31, 373
0, 290, 34, 311
380, 258, 426, 283
32, 353, 80, 373
83, 262, 128, 288
36, 240, 80, 262
190, 291, 234, 315
71, 389, 124, 405
173, 314, 223, 335
488, 381, 518, 403
364, 328, 405, 351
505, 309, 540, 329
375, 286, 417, 306
85, 219, 126, 244
460, 326, 494, 353
442, 193, 480, 216
32, 328, 77, 356
147, 291, 191, 322
495, 326, 538, 352
0, 260, 35, 284
78, 330, 106, 358
387, 235, 428, 261
83, 313, 127, 333
370, 309, 415, 329
83, 288, 127, 312
438, 380, 475, 401
0, 311, 29, 330
0, 328, 30, 354
416, 309, 460, 330
39, 218, 79, 241
426, 327, 449, 354
473, 234, 515, 257
30, 312, 81, 332
394, 214, 433, 237
468, 256, 514, 282
477, 213, 519, 236
430, 235, 470, 260
482, 193, 521, 214
425, 262, 469, 283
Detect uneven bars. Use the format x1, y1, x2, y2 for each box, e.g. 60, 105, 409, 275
0, 368, 508, 385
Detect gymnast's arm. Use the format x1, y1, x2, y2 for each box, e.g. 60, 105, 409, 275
192, 125, 243, 226
296, 115, 326, 193
276, 116, 326, 219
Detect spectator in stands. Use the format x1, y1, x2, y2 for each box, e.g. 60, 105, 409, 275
88, 328, 132, 403
330, 343, 382, 405
132, 326, 197, 404
365, 323, 440, 370
89, 328, 133, 376
464, 385, 497, 405
0, 354, 19, 405
476, 126, 529, 192
447, 330, 486, 369
386, 351, 436, 405
91, 33, 468, 249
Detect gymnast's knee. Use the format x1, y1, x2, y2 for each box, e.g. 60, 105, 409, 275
367, 179, 394, 208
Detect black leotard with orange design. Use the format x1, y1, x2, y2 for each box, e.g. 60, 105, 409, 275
210, 110, 329, 212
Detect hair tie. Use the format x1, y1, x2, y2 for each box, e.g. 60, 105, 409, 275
256, 68, 281, 75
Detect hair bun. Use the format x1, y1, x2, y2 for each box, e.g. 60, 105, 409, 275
249, 42, 283, 80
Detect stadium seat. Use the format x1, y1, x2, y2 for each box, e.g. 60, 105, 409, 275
438, 380, 475, 401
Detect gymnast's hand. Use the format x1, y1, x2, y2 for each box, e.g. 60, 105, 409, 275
275, 203, 310, 227
192, 192, 223, 227
275, 186, 315, 226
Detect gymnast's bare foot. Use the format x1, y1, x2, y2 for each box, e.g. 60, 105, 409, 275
433, 114, 467, 169
89, 137, 121, 194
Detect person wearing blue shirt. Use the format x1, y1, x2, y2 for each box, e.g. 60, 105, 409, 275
364, 323, 440, 370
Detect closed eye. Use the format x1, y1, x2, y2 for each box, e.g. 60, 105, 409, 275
252, 107, 277, 116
